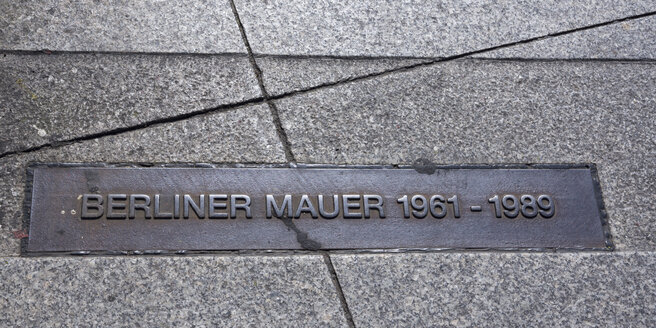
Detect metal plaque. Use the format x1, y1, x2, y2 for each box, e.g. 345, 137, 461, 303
26, 164, 610, 253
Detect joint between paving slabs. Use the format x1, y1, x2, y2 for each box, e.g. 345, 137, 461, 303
229, 0, 296, 164
322, 252, 357, 328
269, 10, 656, 102
0, 97, 266, 159
3, 10, 655, 160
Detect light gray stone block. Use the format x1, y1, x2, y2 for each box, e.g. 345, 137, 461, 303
0, 53, 260, 155
0, 0, 244, 53
479, 15, 656, 59
0, 255, 347, 327
332, 252, 656, 327
274, 60, 656, 249
256, 56, 428, 96
0, 103, 286, 256
235, 0, 655, 57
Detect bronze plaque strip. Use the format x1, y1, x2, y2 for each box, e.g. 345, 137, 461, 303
26, 165, 610, 253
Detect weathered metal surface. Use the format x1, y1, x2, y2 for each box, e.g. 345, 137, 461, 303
26, 165, 609, 253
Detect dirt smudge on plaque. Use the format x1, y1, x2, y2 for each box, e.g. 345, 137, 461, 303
412, 158, 438, 175
84, 170, 99, 193
277, 215, 321, 250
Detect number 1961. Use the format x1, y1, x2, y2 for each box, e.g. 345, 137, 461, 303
396, 194, 555, 219
396, 195, 461, 219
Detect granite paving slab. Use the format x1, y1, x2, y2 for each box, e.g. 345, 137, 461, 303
256, 56, 428, 96
0, 103, 286, 256
479, 15, 656, 59
234, 0, 656, 57
0, 53, 260, 155
274, 60, 656, 250
332, 252, 656, 327
0, 0, 244, 53
0, 255, 347, 327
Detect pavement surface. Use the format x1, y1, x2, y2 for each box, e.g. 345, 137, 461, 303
1, 1, 655, 327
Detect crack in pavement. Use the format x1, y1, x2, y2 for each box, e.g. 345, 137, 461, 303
267, 10, 656, 100
322, 253, 356, 328
273, 213, 357, 327
0, 49, 251, 57
1, 10, 655, 160
0, 96, 265, 159
229, 0, 296, 164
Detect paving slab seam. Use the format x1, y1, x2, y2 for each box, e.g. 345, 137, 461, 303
13, 250, 656, 257
0, 49, 249, 57
3, 51, 655, 63
253, 55, 656, 63
262, 10, 656, 101
239, 4, 352, 323
263, 59, 654, 103
229, 0, 296, 163
322, 253, 357, 328
467, 57, 656, 63
253, 53, 438, 61
2, 12, 654, 159
0, 97, 266, 159
265, 56, 654, 102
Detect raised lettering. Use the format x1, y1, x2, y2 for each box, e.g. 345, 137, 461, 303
295, 194, 318, 218
107, 194, 127, 220
318, 195, 339, 219
363, 194, 385, 219
342, 194, 362, 219
183, 194, 205, 219
266, 194, 292, 218
81, 194, 103, 219
154, 194, 173, 219
128, 194, 151, 219
230, 194, 252, 219
209, 194, 228, 219
173, 194, 180, 219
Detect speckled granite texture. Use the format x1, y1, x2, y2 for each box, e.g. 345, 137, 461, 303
0, 0, 244, 53
234, 0, 655, 57
274, 60, 656, 249
0, 53, 259, 155
256, 56, 429, 96
0, 255, 347, 327
332, 252, 656, 327
0, 103, 286, 256
480, 15, 656, 59
1, 1, 656, 327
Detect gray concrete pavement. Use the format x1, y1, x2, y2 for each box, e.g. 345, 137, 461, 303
235, 0, 654, 57
273, 60, 656, 250
1, 0, 656, 326
0, 103, 285, 256
257, 56, 429, 96
333, 252, 656, 327
0, 53, 258, 155
0, 0, 243, 53
480, 15, 656, 59
1, 255, 346, 327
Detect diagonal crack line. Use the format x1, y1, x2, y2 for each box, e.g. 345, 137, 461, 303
3, 10, 654, 159
229, 0, 295, 163
229, 0, 296, 164
266, 10, 656, 101
322, 253, 357, 328
0, 96, 265, 159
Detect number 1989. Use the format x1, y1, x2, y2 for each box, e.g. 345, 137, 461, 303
488, 194, 554, 219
